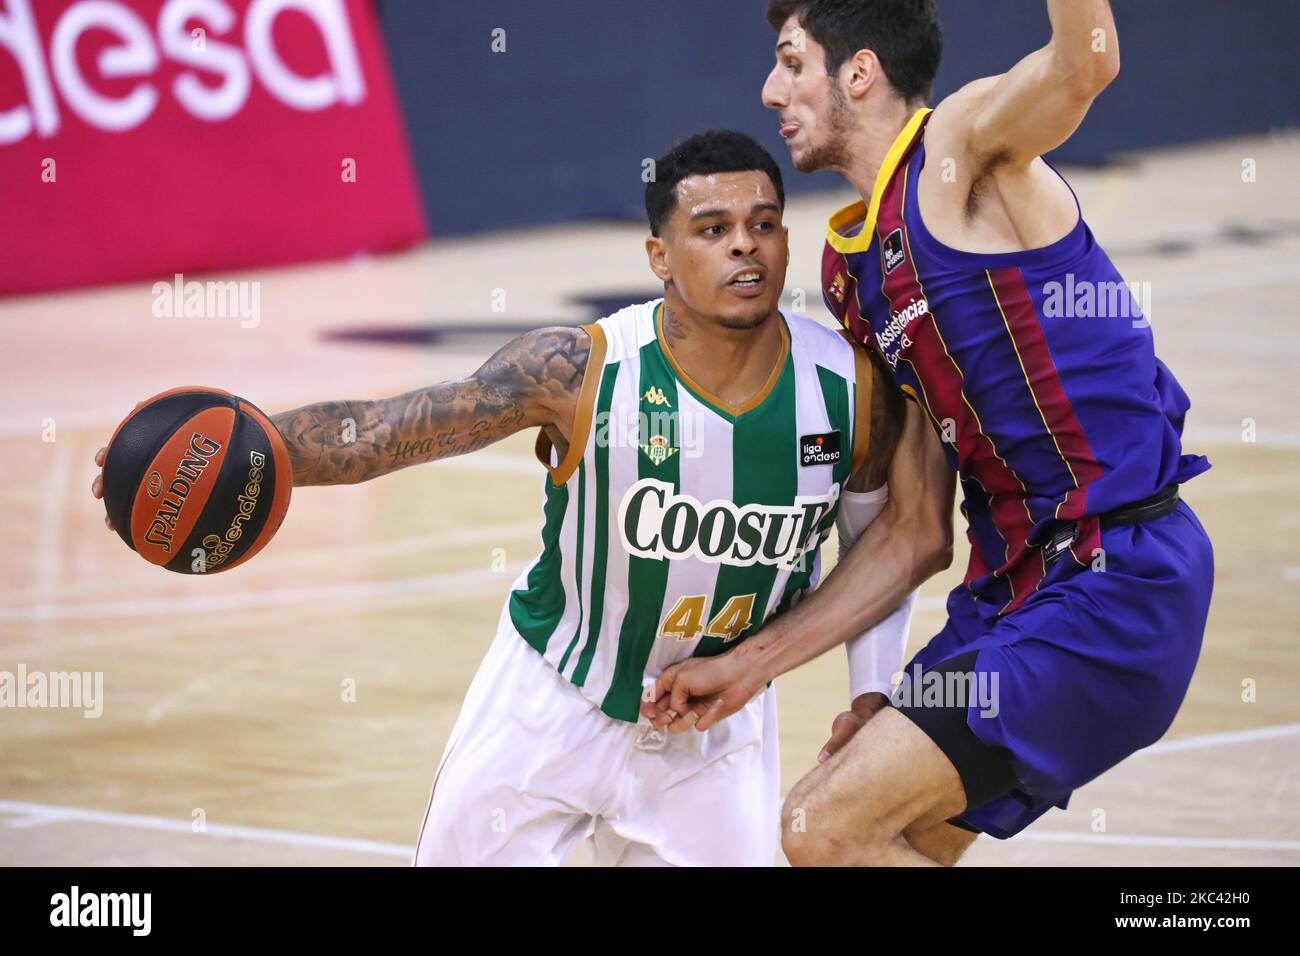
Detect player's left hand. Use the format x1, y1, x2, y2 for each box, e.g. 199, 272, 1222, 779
818, 692, 890, 763
91, 445, 112, 530
640, 651, 766, 733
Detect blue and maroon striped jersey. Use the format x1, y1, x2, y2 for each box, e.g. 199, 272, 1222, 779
822, 109, 1209, 614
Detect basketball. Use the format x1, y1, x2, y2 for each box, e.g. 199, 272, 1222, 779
100, 386, 292, 574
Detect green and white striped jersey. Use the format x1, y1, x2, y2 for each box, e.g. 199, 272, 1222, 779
502, 298, 872, 722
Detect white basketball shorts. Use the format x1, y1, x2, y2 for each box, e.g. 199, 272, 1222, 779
413, 628, 780, 866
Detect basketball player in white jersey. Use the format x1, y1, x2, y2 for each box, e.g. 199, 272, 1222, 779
92, 131, 931, 865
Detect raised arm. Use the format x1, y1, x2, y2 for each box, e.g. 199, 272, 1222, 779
271, 326, 590, 487
945, 0, 1120, 167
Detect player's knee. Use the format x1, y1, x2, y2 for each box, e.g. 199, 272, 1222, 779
780, 813, 835, 867
912, 834, 970, 867
902, 817, 979, 866
780, 777, 824, 848
781, 815, 897, 867
780, 782, 894, 867
781, 782, 826, 865
941, 842, 972, 866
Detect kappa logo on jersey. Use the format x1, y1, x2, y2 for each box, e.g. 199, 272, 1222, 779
641, 433, 678, 467
641, 386, 672, 407
883, 228, 906, 275
618, 478, 837, 570
800, 432, 841, 467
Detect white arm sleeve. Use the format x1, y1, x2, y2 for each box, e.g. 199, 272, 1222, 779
836, 485, 918, 701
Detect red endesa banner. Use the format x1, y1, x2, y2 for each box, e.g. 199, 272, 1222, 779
0, 0, 427, 295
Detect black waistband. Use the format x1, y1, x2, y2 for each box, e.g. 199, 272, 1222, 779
1099, 483, 1180, 527
1036, 484, 1180, 564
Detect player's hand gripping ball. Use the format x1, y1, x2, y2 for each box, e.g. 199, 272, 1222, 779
97, 387, 292, 574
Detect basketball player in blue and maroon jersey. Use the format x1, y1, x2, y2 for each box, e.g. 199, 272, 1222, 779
642, 0, 1214, 865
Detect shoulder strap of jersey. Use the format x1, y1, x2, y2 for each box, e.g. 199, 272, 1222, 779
825, 107, 931, 255
838, 329, 874, 479
532, 321, 608, 485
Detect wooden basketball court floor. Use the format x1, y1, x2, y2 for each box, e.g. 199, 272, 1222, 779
2, 131, 1297, 867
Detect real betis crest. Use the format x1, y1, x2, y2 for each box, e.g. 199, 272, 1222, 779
641, 432, 678, 467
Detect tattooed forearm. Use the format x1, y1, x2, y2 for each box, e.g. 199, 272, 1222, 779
271, 326, 590, 486
271, 398, 368, 486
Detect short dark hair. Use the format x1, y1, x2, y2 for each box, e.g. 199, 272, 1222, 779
766, 0, 942, 103
644, 130, 785, 237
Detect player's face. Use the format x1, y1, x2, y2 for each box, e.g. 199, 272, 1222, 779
762, 15, 852, 173
653, 170, 788, 330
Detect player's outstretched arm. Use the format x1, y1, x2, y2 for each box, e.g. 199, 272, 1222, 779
752, 397, 953, 668
939, 0, 1119, 167
89, 327, 591, 526
270, 326, 590, 487
643, 395, 954, 732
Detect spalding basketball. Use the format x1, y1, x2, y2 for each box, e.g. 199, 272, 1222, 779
101, 387, 292, 574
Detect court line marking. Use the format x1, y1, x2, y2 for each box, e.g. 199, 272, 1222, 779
1, 254, 1299, 445
0, 576, 949, 624
438, 452, 550, 476
143, 659, 258, 726
0, 373, 449, 442
1154, 260, 1300, 299
2, 721, 1297, 861
36, 439, 73, 610
0, 800, 411, 858
1014, 832, 1300, 851
1138, 721, 1300, 756
0, 561, 531, 623
3, 803, 1295, 858
7, 419, 1300, 453
1, 461, 1291, 608
0, 517, 544, 605
1189, 472, 1300, 499
999, 723, 1300, 852
3, 462, 1291, 610
0, 573, 525, 657
9, 462, 1287, 616
1182, 425, 1300, 452
1, 596, 496, 657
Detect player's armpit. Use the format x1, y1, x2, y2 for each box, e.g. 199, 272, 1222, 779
270, 326, 591, 486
